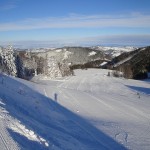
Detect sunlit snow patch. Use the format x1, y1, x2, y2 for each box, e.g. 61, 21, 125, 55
63, 51, 72, 60
10, 121, 49, 147
0, 99, 5, 106
100, 61, 108, 67
56, 49, 62, 52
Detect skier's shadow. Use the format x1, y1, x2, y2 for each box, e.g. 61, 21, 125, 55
54, 93, 58, 102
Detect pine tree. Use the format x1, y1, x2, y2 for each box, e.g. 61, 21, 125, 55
0, 46, 17, 76
45, 56, 62, 78
58, 61, 73, 77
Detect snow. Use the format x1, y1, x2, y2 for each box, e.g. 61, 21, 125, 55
92, 46, 136, 52
45, 57, 62, 78
113, 55, 134, 67
88, 51, 97, 56
63, 50, 72, 60
140, 48, 146, 51
55, 49, 62, 52
91, 46, 137, 58
100, 61, 108, 66
26, 48, 55, 53
0, 69, 150, 150
0, 46, 17, 76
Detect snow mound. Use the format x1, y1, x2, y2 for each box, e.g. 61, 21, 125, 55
88, 51, 97, 56
56, 49, 62, 52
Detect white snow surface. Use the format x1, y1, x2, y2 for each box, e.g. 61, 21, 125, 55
55, 49, 62, 53
0, 69, 150, 150
100, 61, 108, 66
88, 51, 97, 56
91, 46, 137, 57
92, 46, 136, 52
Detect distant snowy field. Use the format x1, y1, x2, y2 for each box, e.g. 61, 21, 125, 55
0, 69, 150, 150
91, 46, 137, 57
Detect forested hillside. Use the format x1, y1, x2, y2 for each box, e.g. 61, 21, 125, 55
112, 46, 150, 79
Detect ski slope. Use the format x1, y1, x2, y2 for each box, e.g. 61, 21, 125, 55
0, 69, 150, 150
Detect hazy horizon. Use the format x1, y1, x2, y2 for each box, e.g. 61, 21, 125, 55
1, 34, 150, 49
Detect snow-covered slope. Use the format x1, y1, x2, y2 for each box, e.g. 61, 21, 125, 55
0, 69, 150, 150
91, 46, 137, 58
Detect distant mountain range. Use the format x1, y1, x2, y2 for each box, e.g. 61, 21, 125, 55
0, 45, 150, 80
15, 46, 137, 65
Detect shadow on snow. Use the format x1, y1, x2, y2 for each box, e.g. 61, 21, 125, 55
0, 74, 127, 150
126, 85, 150, 95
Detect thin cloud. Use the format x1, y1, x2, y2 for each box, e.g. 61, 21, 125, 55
0, 0, 19, 11
0, 4, 16, 10
0, 13, 150, 31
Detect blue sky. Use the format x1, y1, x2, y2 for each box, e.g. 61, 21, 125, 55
0, 0, 150, 47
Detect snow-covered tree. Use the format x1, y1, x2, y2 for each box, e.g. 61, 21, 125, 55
44, 56, 73, 78
0, 45, 17, 76
45, 56, 62, 78
58, 61, 73, 77
22, 57, 37, 78
15, 51, 38, 79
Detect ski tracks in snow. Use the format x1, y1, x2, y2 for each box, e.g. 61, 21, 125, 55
33, 69, 150, 150
115, 131, 128, 144
58, 88, 90, 115
0, 121, 10, 150
0, 108, 20, 150
51, 89, 112, 149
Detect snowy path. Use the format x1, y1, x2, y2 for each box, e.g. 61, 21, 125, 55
42, 69, 150, 150
43, 87, 125, 150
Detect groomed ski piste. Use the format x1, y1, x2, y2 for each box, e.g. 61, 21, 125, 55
0, 69, 150, 150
